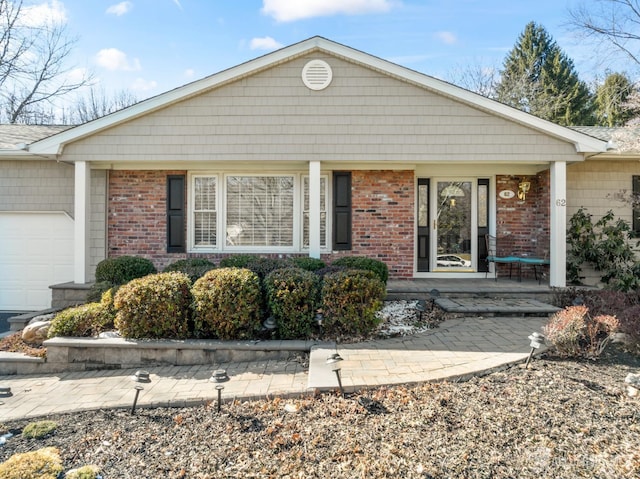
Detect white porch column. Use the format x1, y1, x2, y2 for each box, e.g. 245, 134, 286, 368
308, 160, 321, 259
74, 161, 91, 284
549, 161, 567, 287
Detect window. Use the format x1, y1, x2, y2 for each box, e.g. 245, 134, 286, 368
225, 175, 294, 247
189, 173, 330, 252
302, 176, 327, 248
193, 176, 217, 247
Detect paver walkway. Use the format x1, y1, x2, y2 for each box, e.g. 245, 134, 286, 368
0, 315, 547, 421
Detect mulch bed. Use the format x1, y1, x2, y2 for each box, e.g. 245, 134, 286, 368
1, 345, 638, 478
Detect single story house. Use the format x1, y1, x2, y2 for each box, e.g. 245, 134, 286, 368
2, 36, 637, 311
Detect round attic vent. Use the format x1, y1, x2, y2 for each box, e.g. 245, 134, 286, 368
302, 60, 333, 91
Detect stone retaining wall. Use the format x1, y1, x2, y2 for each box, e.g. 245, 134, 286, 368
0, 337, 326, 375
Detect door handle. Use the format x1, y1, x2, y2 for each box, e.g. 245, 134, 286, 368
433, 220, 437, 230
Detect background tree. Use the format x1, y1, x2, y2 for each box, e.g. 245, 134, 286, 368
63, 87, 138, 123
594, 72, 638, 126
446, 59, 499, 99
496, 22, 593, 125
0, 0, 92, 124
569, 0, 640, 68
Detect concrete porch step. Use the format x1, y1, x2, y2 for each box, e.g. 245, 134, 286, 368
434, 297, 560, 316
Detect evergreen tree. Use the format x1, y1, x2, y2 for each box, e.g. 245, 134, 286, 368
497, 22, 593, 126
594, 72, 638, 126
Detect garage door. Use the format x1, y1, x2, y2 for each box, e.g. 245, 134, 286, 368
0, 212, 74, 311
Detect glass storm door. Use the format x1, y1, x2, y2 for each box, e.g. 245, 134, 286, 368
433, 180, 474, 272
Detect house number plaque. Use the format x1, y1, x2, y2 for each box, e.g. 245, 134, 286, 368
499, 190, 516, 199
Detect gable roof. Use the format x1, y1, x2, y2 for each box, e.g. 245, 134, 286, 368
26, 36, 607, 156
0, 125, 70, 150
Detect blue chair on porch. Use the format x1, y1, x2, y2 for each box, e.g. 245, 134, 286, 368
518, 254, 550, 284
485, 234, 520, 281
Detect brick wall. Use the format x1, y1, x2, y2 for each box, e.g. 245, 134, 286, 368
495, 171, 550, 278
108, 170, 187, 270
323, 170, 415, 278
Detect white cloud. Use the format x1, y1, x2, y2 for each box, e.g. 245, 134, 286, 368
131, 78, 158, 92
250, 36, 283, 50
20, 0, 67, 27
95, 48, 141, 71
435, 31, 457, 45
183, 68, 195, 78
261, 0, 394, 22
172, 0, 183, 10
106, 2, 133, 16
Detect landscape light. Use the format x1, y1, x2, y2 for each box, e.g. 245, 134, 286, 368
210, 369, 230, 383
131, 385, 144, 414
215, 385, 225, 413
525, 332, 545, 369
326, 353, 345, 397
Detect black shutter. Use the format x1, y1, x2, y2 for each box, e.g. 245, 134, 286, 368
333, 172, 352, 250
634, 176, 640, 235
167, 175, 185, 253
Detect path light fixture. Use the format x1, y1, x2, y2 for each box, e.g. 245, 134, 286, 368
210, 369, 230, 413
214, 385, 225, 413
525, 332, 545, 369
429, 288, 441, 307
326, 353, 345, 397
210, 369, 230, 383
262, 316, 277, 332
130, 370, 151, 414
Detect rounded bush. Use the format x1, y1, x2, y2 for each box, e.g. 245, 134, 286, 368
163, 258, 215, 282
219, 254, 260, 269
265, 268, 320, 339
95, 255, 157, 284
321, 269, 386, 336
113, 272, 192, 339
48, 302, 115, 338
22, 420, 57, 439
0, 447, 63, 479
331, 256, 389, 283
290, 257, 326, 271
192, 268, 262, 340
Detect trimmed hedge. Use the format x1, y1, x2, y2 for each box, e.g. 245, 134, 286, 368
113, 272, 192, 339
331, 256, 389, 283
265, 268, 320, 339
321, 269, 386, 336
0, 447, 63, 479
95, 255, 157, 284
192, 268, 262, 340
48, 299, 115, 338
163, 258, 216, 282
289, 257, 326, 272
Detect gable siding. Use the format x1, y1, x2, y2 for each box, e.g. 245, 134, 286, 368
60, 54, 579, 164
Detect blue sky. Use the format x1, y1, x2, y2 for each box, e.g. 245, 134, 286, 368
24, 0, 632, 102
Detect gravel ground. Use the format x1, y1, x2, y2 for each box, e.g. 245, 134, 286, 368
1, 347, 638, 478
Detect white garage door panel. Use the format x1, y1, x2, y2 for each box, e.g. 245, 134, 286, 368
0, 213, 74, 310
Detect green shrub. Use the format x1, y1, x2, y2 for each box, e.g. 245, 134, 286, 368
66, 465, 101, 479
331, 256, 389, 283
48, 302, 115, 338
95, 255, 157, 284
265, 268, 320, 339
0, 447, 63, 479
163, 258, 216, 282
86, 280, 116, 303
114, 272, 192, 339
22, 420, 57, 439
192, 268, 262, 339
543, 305, 620, 358
321, 269, 386, 336
289, 257, 326, 272
219, 254, 260, 269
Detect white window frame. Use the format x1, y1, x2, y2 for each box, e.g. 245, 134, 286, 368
190, 171, 334, 253
302, 174, 329, 251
